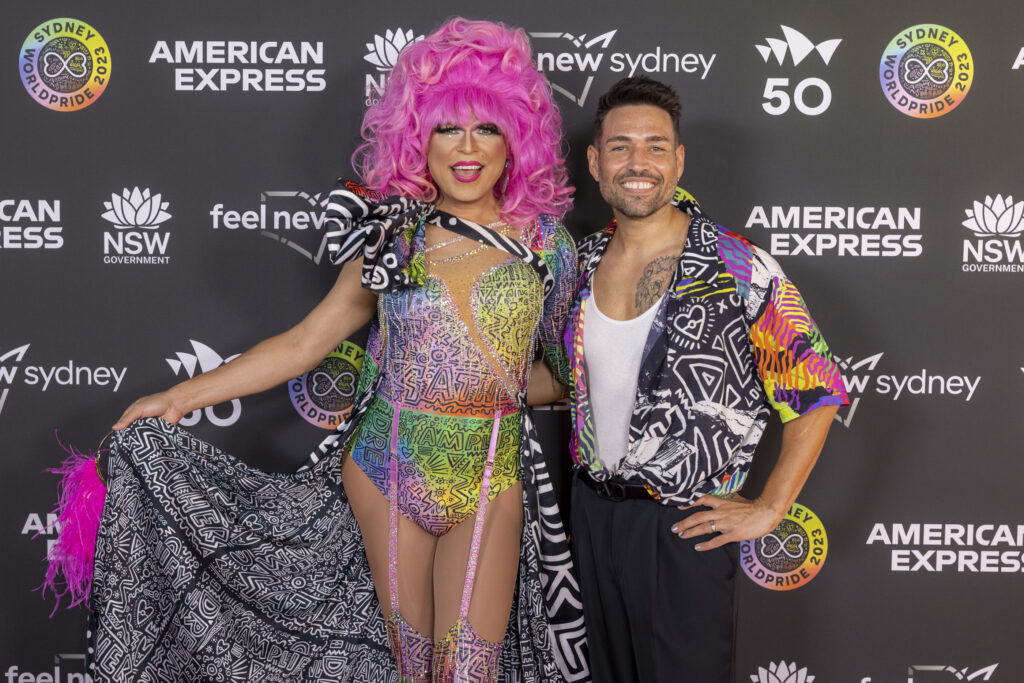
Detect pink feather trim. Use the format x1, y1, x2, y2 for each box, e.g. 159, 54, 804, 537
41, 438, 107, 613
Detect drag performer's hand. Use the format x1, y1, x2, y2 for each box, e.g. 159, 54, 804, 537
671, 494, 781, 551
113, 391, 188, 430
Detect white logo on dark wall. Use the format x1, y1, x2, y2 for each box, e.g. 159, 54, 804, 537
0, 199, 63, 250
833, 353, 980, 428
908, 664, 999, 681
149, 40, 325, 92
860, 663, 999, 682
757, 26, 841, 116
745, 205, 923, 257
529, 29, 715, 107
867, 522, 1023, 573
0, 343, 127, 418
750, 661, 815, 683
21, 511, 61, 555
363, 28, 423, 106
4, 654, 92, 683
210, 191, 331, 263
1014, 48, 1024, 69
166, 340, 240, 427
961, 194, 1024, 273
101, 187, 172, 265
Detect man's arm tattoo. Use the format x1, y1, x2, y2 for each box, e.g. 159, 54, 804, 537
634, 255, 677, 314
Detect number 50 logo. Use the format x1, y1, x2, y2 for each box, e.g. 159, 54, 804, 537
762, 77, 831, 116
756, 26, 841, 117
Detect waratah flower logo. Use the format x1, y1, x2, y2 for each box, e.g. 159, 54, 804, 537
750, 661, 816, 683
962, 194, 1024, 236
363, 28, 423, 71
101, 187, 172, 229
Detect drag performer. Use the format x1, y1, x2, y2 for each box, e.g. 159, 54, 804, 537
80, 18, 589, 682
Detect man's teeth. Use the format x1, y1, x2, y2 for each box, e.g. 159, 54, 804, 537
622, 180, 656, 189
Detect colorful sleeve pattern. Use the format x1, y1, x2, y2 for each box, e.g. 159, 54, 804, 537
534, 216, 578, 386
749, 269, 849, 421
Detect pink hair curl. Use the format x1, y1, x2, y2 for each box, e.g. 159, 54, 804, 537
353, 18, 573, 226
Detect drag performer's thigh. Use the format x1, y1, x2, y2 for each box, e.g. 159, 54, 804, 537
433, 482, 523, 641
342, 455, 439, 636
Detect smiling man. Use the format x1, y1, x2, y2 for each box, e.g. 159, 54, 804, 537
564, 77, 849, 682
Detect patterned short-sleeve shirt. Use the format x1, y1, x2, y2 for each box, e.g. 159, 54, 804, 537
564, 198, 849, 506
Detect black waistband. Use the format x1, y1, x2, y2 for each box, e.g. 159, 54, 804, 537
575, 468, 652, 501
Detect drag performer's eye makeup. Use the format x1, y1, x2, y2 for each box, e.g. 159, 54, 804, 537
432, 122, 503, 136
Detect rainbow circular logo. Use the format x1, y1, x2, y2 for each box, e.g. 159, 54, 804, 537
20, 18, 111, 112
879, 24, 972, 118
740, 502, 827, 591
288, 341, 365, 429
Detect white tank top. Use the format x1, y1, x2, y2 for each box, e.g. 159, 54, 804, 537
582, 291, 663, 472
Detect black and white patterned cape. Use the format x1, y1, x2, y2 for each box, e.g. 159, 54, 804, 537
87, 181, 590, 682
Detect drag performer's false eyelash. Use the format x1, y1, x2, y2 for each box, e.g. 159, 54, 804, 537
433, 123, 502, 135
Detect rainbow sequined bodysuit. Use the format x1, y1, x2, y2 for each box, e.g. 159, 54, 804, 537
347, 217, 573, 536
345, 215, 575, 682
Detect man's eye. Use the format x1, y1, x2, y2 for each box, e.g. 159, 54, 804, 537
434, 124, 459, 134
476, 124, 501, 135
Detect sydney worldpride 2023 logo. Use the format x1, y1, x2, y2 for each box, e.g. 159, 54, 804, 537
741, 502, 827, 590
879, 24, 972, 118
289, 341, 365, 429
20, 18, 111, 111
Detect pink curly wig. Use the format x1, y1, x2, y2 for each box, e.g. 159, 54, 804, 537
353, 18, 573, 226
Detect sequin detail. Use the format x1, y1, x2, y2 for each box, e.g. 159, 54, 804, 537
433, 619, 503, 683
385, 610, 434, 683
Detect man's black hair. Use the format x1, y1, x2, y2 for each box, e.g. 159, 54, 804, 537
592, 76, 682, 144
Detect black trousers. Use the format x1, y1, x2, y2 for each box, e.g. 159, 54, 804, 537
571, 474, 738, 683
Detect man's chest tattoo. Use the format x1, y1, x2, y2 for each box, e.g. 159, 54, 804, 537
634, 255, 677, 314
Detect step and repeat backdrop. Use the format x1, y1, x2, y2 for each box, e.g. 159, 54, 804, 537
2, 1, 1022, 681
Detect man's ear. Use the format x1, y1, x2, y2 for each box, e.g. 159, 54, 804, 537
587, 145, 600, 182
676, 143, 685, 178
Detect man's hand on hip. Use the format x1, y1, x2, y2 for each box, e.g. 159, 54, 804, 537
671, 494, 782, 552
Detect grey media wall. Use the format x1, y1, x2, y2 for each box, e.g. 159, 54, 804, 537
2, 1, 1022, 681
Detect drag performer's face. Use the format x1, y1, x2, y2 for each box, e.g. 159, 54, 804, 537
588, 104, 684, 220
427, 116, 508, 219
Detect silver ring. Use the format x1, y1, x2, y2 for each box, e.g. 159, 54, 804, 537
710, 520, 717, 533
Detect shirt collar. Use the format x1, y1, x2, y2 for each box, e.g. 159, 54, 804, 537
585, 193, 722, 286
675, 198, 722, 285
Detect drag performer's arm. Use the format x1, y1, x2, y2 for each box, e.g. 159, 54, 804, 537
526, 219, 577, 407
113, 258, 377, 429
525, 359, 567, 406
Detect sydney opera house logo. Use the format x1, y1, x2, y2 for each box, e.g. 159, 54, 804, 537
755, 26, 841, 66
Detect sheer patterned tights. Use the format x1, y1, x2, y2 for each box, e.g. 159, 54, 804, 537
343, 456, 523, 682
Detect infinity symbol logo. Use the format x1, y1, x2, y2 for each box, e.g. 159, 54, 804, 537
760, 533, 805, 559
311, 370, 355, 399
904, 57, 950, 85
43, 51, 88, 78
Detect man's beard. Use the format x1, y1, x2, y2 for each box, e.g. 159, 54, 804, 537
600, 171, 673, 219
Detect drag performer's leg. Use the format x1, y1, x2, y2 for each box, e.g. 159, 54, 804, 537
343, 457, 438, 681
432, 482, 523, 682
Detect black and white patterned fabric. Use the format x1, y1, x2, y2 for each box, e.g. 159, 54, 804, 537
87, 187, 590, 681
566, 199, 848, 506
323, 178, 555, 297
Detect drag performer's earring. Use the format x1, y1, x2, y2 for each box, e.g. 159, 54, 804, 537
499, 159, 510, 195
